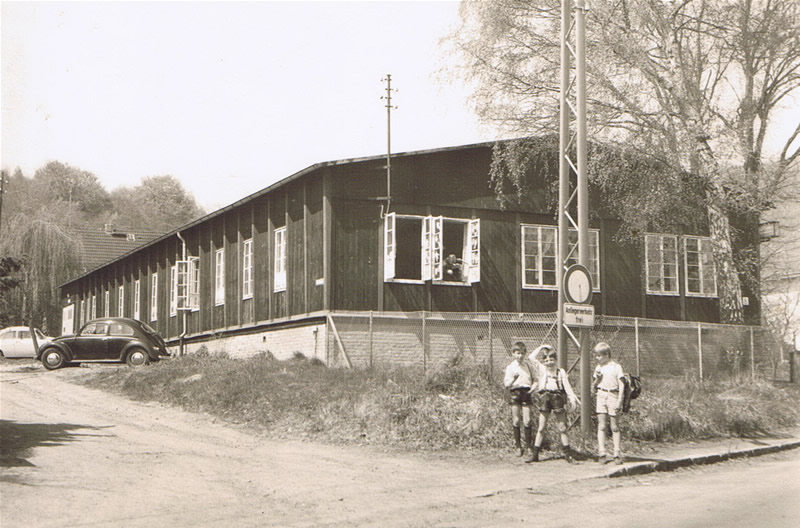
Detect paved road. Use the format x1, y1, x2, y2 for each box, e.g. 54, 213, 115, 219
2, 360, 798, 527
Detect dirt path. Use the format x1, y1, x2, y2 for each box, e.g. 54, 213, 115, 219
2, 361, 798, 527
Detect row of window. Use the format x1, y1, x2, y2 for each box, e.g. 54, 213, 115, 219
74, 222, 717, 328
646, 234, 717, 297
76, 228, 288, 327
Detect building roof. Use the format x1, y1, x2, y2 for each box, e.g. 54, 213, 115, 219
74, 225, 163, 274
60, 139, 503, 287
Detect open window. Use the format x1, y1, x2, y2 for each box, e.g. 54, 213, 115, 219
384, 213, 480, 284
176, 257, 200, 311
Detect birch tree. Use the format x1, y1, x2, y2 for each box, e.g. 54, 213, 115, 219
449, 0, 800, 323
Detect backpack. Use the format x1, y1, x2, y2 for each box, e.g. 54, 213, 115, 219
622, 374, 642, 413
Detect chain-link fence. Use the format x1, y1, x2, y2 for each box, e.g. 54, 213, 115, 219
326, 311, 784, 380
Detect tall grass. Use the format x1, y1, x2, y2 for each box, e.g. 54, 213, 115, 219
79, 353, 800, 455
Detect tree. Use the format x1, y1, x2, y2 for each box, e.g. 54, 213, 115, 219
110, 175, 204, 232
32, 161, 112, 221
0, 207, 83, 334
449, 0, 800, 323
0, 256, 23, 328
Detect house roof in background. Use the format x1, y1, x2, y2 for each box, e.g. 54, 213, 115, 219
74, 225, 163, 273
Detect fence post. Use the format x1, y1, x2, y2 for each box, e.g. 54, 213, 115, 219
422, 310, 427, 373
369, 311, 374, 369
749, 326, 755, 380
634, 317, 640, 376
488, 311, 493, 379
697, 322, 703, 380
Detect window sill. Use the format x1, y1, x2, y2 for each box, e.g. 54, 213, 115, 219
385, 279, 426, 285
645, 291, 680, 297
685, 293, 718, 299
432, 280, 472, 287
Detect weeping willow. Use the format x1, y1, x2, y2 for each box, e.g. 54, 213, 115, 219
0, 210, 83, 334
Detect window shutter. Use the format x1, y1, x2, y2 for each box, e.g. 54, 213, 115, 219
384, 212, 396, 280
189, 257, 200, 310
421, 216, 432, 281
432, 216, 443, 281
468, 219, 480, 283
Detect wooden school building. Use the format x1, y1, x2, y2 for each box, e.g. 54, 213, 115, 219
58, 140, 760, 360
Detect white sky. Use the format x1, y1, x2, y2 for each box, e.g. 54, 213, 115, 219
2, 1, 797, 213
1, 0, 493, 211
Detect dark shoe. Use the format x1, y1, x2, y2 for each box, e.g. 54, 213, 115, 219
563, 448, 574, 464
598, 454, 609, 464
525, 447, 540, 463
614, 456, 623, 465
516, 447, 525, 457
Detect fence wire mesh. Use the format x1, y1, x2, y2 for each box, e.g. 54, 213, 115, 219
326, 311, 781, 380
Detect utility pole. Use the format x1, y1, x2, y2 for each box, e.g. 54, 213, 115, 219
0, 170, 6, 234
558, 0, 592, 433
380, 74, 397, 215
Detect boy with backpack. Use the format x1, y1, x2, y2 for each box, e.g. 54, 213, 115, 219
592, 342, 625, 465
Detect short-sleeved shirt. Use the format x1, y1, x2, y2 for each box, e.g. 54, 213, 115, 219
594, 361, 625, 392
504, 360, 534, 390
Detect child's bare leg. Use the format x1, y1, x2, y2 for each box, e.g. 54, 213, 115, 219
597, 413, 608, 456
522, 405, 532, 452
554, 410, 569, 447
511, 404, 521, 428
511, 404, 522, 453
534, 412, 548, 447
610, 415, 621, 457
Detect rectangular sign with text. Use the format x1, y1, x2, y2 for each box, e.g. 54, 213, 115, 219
564, 303, 595, 327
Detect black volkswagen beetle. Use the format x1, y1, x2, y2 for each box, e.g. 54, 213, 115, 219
37, 318, 169, 370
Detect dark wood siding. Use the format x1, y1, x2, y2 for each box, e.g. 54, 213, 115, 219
332, 199, 380, 311
307, 176, 325, 313
254, 195, 270, 321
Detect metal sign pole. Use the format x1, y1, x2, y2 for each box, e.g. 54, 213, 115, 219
559, 0, 592, 434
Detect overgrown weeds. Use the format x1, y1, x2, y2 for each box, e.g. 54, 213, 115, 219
78, 354, 800, 455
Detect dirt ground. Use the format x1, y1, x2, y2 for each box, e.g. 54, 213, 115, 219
2, 360, 799, 528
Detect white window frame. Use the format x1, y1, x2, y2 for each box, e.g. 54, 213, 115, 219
104, 290, 110, 317
190, 257, 200, 311
170, 265, 177, 316
80, 299, 86, 327
242, 238, 253, 300
133, 279, 141, 320
215, 248, 226, 305
274, 227, 287, 292
91, 294, 97, 320
118, 285, 124, 317
521, 225, 558, 289
384, 213, 480, 285
645, 233, 679, 296
150, 273, 158, 321
684, 236, 717, 298
176, 257, 200, 311
521, 225, 600, 290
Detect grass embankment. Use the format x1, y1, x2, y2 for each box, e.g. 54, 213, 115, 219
79, 351, 800, 455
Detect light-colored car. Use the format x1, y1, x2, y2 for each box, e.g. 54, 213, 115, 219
0, 326, 53, 358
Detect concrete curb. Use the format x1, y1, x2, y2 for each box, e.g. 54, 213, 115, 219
605, 439, 800, 478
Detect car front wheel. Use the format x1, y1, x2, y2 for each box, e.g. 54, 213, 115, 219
126, 348, 150, 367
41, 348, 66, 370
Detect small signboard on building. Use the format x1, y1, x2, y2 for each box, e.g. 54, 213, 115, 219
564, 303, 594, 327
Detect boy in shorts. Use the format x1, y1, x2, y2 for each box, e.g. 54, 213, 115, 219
503, 342, 535, 457
527, 345, 579, 463
593, 342, 625, 465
